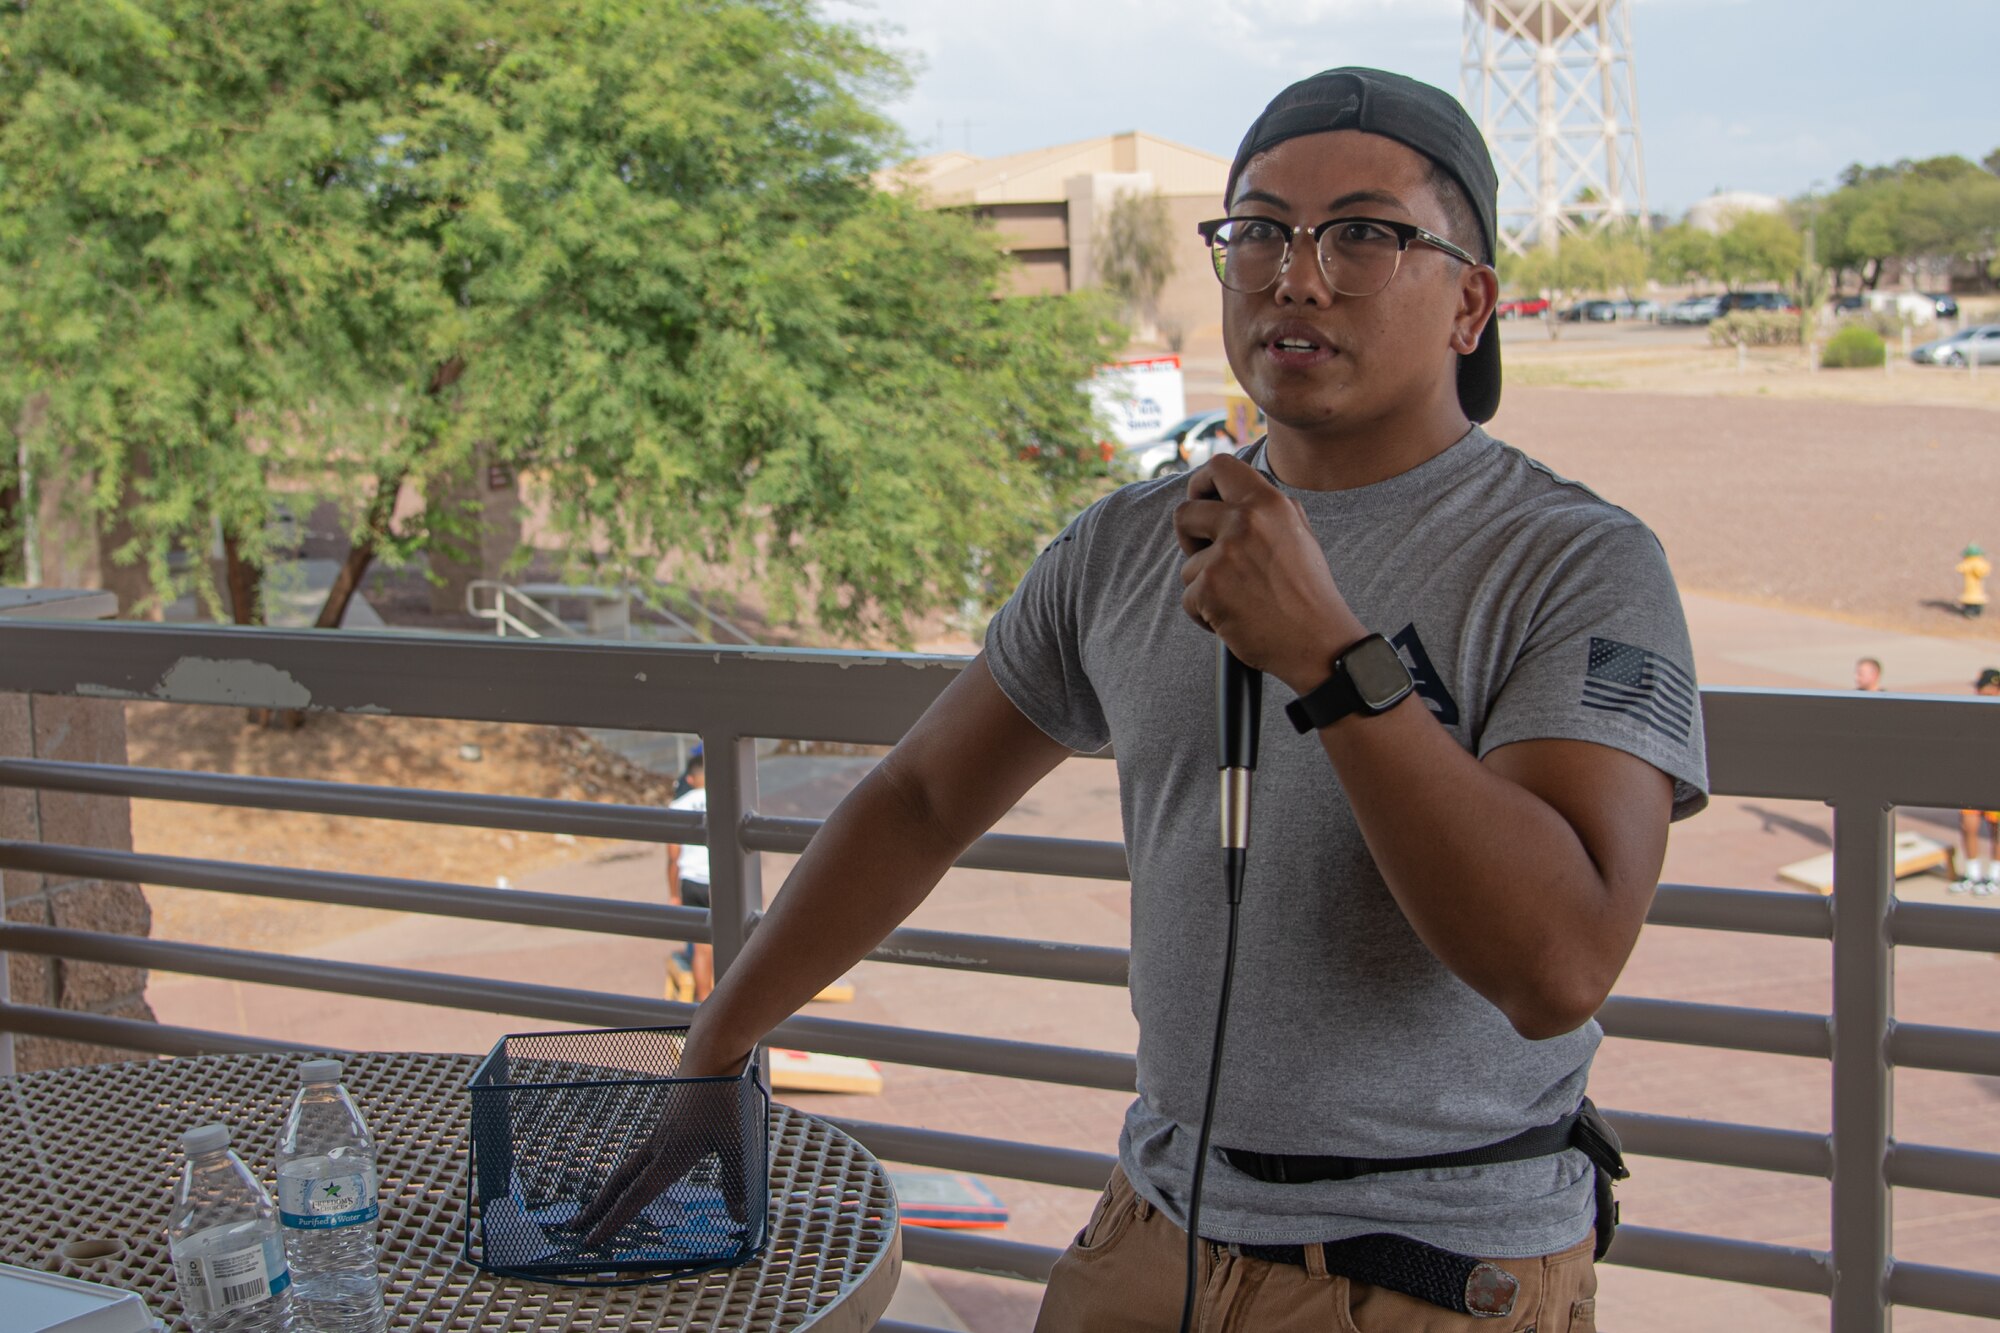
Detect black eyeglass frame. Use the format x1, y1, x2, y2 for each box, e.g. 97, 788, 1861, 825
1194, 214, 1484, 295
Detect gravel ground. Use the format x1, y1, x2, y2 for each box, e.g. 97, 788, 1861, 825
1488, 386, 2000, 642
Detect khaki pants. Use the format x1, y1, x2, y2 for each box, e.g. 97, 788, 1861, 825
1033, 1166, 1597, 1332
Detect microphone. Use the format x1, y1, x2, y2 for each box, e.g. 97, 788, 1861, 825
1217, 645, 1262, 903
1182, 643, 1263, 1333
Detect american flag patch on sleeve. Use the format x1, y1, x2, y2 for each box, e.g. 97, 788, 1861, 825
1581, 637, 1696, 742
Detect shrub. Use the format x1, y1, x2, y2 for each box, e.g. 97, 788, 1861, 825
1707, 311, 1800, 347
1821, 324, 1887, 369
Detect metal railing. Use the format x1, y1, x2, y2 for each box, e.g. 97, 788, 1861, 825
1, 621, 1997, 1330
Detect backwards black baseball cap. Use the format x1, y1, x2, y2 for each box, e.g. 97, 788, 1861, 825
1226, 68, 1503, 422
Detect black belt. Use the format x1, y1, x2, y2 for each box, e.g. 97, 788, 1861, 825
1212, 1099, 1628, 1318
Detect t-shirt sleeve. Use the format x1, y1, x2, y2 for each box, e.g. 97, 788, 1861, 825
1477, 518, 1709, 820
981, 505, 1111, 754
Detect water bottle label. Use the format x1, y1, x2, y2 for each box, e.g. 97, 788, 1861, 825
279, 1164, 380, 1229
174, 1233, 289, 1316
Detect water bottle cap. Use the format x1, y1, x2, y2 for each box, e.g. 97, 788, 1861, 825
298, 1058, 343, 1083
181, 1124, 230, 1156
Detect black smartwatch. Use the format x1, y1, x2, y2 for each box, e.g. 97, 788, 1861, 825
1284, 633, 1415, 733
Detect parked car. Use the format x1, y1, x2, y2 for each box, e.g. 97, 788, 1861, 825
1912, 324, 2000, 367
1123, 409, 1238, 479
1496, 296, 1551, 319
1610, 299, 1659, 322
1559, 299, 1619, 322
1661, 295, 1722, 325
1924, 292, 1960, 319
1714, 291, 1798, 317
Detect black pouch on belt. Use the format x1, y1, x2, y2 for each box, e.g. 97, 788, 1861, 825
1219, 1095, 1630, 1312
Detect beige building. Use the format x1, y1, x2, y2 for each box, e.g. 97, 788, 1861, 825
886, 131, 1232, 350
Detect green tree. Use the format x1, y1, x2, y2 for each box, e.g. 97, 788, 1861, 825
1715, 212, 1802, 289
1094, 189, 1176, 343
0, 0, 1120, 644
1650, 223, 1718, 288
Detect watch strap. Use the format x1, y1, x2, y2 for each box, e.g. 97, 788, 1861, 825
1285, 633, 1412, 733
1285, 665, 1365, 733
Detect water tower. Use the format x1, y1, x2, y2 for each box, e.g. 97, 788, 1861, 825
1461, 0, 1648, 254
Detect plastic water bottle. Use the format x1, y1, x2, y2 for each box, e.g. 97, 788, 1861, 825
168, 1123, 298, 1333
275, 1059, 387, 1333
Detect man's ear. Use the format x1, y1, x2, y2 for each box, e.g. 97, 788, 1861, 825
1451, 265, 1499, 356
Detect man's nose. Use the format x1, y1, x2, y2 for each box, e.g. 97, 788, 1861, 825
1272, 231, 1334, 307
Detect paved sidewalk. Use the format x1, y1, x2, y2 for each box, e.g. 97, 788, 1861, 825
144, 590, 2000, 1331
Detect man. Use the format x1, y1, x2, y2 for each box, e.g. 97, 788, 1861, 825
665, 746, 715, 999
1955, 669, 2000, 895
585, 69, 1706, 1330
1855, 657, 1883, 691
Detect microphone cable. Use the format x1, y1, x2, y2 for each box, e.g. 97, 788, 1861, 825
1180, 646, 1260, 1333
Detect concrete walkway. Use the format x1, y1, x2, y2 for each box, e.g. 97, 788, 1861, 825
143, 590, 2000, 1331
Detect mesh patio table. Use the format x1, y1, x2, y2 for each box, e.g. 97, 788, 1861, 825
1, 1051, 902, 1332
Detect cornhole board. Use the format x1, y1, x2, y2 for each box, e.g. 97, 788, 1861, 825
1778, 831, 1952, 895
768, 1048, 884, 1095
888, 1170, 1009, 1230
813, 974, 857, 1004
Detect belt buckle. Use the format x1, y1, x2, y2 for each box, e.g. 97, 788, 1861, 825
1465, 1261, 1519, 1318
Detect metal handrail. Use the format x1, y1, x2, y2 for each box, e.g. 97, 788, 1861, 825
1, 621, 1997, 1327
465, 579, 577, 639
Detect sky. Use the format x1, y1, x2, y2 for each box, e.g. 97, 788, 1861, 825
822, 0, 1999, 217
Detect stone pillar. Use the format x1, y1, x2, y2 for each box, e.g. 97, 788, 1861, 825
1, 589, 156, 1071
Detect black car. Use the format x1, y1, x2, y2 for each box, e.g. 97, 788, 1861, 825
1559, 299, 1618, 322
1925, 292, 1960, 319
1715, 291, 1798, 316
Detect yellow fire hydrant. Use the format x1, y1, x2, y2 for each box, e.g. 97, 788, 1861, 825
1959, 544, 1992, 618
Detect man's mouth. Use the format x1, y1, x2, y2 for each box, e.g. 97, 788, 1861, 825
1263, 327, 1337, 364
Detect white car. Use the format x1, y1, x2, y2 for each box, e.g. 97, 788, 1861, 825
1913, 324, 2000, 367
1123, 410, 1240, 479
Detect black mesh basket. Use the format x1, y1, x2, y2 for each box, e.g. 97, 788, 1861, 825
463, 1026, 769, 1285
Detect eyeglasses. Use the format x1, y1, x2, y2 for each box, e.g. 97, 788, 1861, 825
1195, 215, 1481, 296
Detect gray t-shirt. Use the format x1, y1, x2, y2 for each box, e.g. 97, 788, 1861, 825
983, 427, 1708, 1257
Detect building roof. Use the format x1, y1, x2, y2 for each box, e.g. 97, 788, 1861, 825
1684, 190, 1787, 234
882, 131, 1230, 207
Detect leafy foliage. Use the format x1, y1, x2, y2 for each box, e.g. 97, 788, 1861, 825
0, 0, 1121, 642
1094, 190, 1177, 330
1820, 324, 1886, 369
1818, 154, 2000, 289
1707, 312, 1799, 348
1498, 224, 1648, 300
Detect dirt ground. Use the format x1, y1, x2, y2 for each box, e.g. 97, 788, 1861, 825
125, 706, 675, 953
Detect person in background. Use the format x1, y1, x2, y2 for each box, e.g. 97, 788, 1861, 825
1958, 545, 1990, 619
666, 745, 715, 997
1954, 670, 2000, 895
1853, 657, 1883, 691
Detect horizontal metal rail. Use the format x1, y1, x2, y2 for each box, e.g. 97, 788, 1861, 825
0, 1003, 321, 1057
899, 1227, 1060, 1285
860, 923, 1128, 987
1606, 1111, 1832, 1178
1886, 1021, 2000, 1078
0, 841, 712, 944
1885, 1261, 2000, 1318
1606, 1226, 1832, 1294
1889, 900, 2000, 953
823, 1118, 1117, 1193
743, 814, 1130, 883
1598, 995, 1832, 1059
0, 759, 691, 842
0, 926, 1138, 1092
1647, 882, 1830, 939
1886, 1142, 2000, 1201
